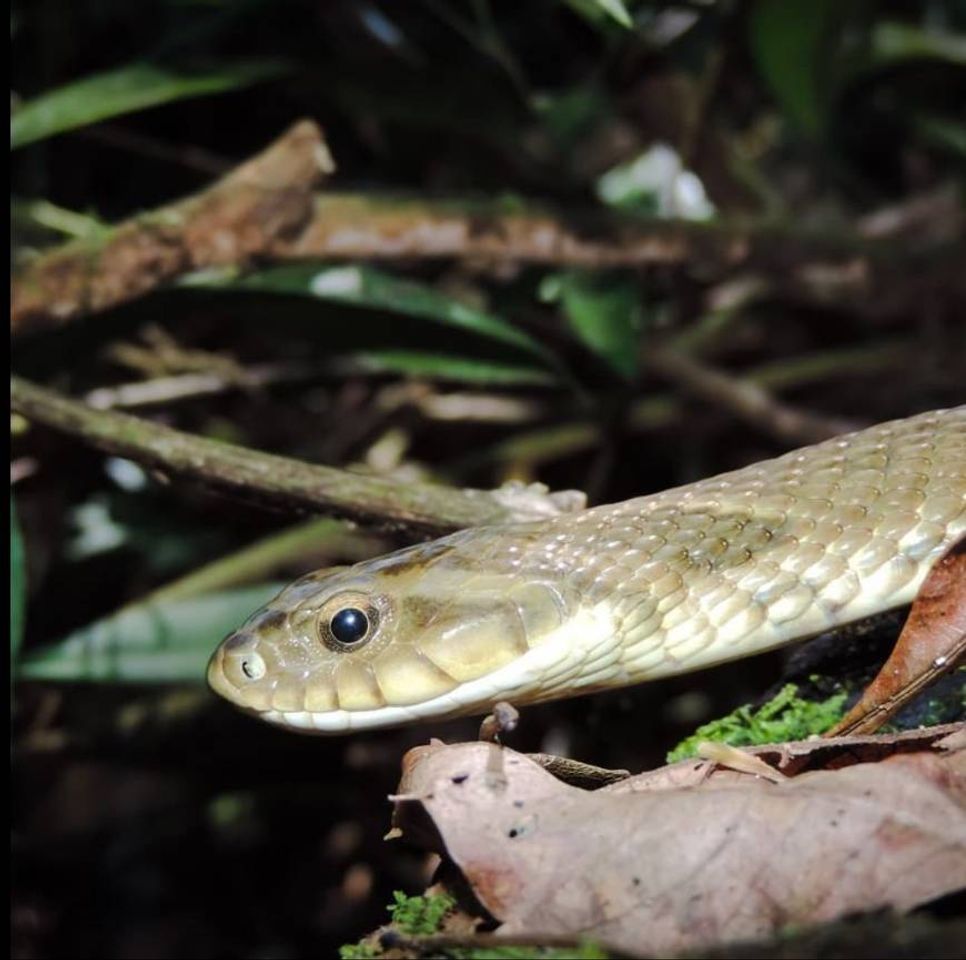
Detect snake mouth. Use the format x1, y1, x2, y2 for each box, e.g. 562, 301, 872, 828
219, 603, 622, 734
206, 646, 231, 699
206, 635, 489, 731
255, 670, 518, 732
205, 622, 505, 727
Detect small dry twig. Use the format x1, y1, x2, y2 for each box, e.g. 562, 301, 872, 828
645, 345, 860, 444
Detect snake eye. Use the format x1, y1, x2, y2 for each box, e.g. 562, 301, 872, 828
317, 591, 383, 652
328, 607, 370, 647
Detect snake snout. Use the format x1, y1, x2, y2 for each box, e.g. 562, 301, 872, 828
207, 629, 265, 701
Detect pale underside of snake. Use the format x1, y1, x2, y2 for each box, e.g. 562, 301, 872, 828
208, 407, 966, 733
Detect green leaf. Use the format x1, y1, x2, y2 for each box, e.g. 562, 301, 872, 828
17, 583, 285, 684
871, 21, 966, 68
540, 272, 642, 379
343, 350, 555, 386
10, 495, 26, 670
11, 60, 286, 150
590, 0, 633, 29
230, 264, 564, 372
533, 85, 610, 151
11, 198, 107, 240
915, 114, 966, 158
564, 0, 633, 30
748, 0, 839, 137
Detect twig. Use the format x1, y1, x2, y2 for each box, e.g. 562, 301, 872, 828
83, 362, 321, 410
105, 324, 249, 381
380, 929, 635, 959
527, 753, 631, 789
465, 342, 906, 469
644, 345, 860, 444
478, 701, 520, 743
10, 376, 550, 535
410, 391, 547, 424
857, 182, 963, 243
288, 192, 881, 270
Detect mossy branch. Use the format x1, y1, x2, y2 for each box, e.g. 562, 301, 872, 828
10, 376, 543, 536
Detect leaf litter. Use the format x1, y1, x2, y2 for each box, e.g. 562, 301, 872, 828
390, 725, 966, 957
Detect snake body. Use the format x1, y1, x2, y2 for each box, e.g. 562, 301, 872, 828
208, 407, 966, 732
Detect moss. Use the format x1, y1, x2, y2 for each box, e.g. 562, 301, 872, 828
387, 890, 457, 936
338, 943, 379, 960
667, 683, 848, 763
339, 890, 611, 958
338, 891, 455, 957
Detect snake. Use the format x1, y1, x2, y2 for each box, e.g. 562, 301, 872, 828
208, 407, 966, 733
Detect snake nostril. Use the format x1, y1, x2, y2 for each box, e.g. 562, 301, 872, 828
240, 654, 266, 681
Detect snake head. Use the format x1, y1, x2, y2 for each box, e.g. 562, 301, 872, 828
207, 530, 577, 732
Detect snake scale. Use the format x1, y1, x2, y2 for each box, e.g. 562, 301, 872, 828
208, 407, 966, 732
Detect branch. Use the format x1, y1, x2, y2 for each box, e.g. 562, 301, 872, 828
16, 121, 957, 337
10, 376, 578, 536
285, 193, 871, 268
12, 120, 334, 337
472, 342, 905, 469
82, 362, 321, 410
644, 345, 861, 444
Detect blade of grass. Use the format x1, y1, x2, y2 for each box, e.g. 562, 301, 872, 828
342, 350, 556, 386
12, 60, 287, 149
17, 583, 285, 684
11, 496, 26, 671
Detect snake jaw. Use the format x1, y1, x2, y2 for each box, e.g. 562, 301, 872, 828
254, 602, 621, 733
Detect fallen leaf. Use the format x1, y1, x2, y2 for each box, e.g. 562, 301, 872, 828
829, 537, 966, 736
393, 735, 966, 957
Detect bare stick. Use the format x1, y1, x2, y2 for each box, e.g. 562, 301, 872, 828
82, 362, 321, 410
10, 376, 554, 535
644, 345, 860, 444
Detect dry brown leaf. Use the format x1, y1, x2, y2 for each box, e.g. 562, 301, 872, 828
829, 538, 966, 736
393, 737, 966, 957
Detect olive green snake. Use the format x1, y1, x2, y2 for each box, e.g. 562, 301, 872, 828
208, 407, 966, 732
